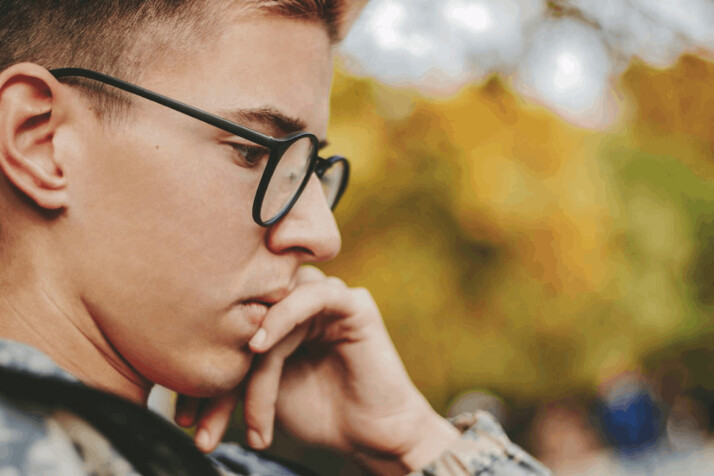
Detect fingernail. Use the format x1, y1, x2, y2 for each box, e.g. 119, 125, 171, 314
196, 429, 211, 452
176, 412, 193, 427
247, 429, 264, 449
249, 328, 267, 349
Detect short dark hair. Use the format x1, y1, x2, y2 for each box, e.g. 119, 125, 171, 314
0, 0, 346, 116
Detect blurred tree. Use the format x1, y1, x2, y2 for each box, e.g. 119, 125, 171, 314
319, 54, 714, 410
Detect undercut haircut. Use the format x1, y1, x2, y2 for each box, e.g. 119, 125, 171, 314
0, 0, 346, 117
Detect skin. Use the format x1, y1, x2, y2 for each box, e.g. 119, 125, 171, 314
0, 11, 459, 475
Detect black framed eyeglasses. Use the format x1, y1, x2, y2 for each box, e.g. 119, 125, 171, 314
49, 68, 349, 227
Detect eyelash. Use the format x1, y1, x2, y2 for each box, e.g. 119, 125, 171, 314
229, 143, 271, 168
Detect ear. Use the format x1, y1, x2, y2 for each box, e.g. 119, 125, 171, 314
0, 63, 70, 210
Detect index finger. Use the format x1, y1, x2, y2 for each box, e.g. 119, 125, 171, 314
294, 265, 326, 285
249, 277, 361, 353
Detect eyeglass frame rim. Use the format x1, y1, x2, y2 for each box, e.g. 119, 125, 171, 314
48, 67, 349, 227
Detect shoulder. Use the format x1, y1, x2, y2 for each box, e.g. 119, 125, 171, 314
0, 395, 88, 475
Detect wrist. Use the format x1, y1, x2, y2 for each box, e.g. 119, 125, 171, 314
356, 412, 461, 476
397, 413, 461, 471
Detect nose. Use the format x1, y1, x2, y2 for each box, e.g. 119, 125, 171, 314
265, 173, 341, 262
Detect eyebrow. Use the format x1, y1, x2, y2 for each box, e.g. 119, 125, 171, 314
217, 106, 329, 150
219, 106, 305, 134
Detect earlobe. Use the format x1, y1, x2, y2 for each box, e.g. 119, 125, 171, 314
0, 63, 69, 211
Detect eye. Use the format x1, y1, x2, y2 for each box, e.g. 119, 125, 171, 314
229, 143, 270, 168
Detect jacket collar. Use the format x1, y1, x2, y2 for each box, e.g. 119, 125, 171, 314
0, 339, 78, 383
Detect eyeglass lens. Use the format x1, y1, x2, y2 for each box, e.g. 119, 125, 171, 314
319, 160, 346, 208
260, 139, 346, 223
261, 136, 315, 223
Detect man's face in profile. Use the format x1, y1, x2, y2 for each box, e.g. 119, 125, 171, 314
60, 14, 341, 398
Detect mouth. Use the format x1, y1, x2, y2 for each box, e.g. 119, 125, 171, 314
230, 287, 291, 328
243, 287, 291, 307
241, 300, 274, 308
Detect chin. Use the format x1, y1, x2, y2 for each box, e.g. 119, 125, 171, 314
150, 348, 254, 398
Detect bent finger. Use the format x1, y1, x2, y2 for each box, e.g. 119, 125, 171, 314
174, 395, 201, 428
243, 355, 283, 450
249, 278, 365, 353
244, 327, 307, 449
194, 390, 242, 453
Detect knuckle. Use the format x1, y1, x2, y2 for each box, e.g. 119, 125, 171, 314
326, 276, 346, 289
352, 287, 369, 298
352, 287, 374, 304
324, 281, 345, 302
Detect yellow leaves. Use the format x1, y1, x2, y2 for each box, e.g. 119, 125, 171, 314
626, 190, 692, 266
622, 55, 714, 152
326, 121, 386, 183
465, 154, 549, 222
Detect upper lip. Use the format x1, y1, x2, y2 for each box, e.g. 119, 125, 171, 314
243, 288, 291, 306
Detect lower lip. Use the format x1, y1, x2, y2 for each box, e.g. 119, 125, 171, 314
238, 301, 270, 327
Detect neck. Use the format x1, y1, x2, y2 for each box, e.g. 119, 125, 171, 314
0, 246, 152, 405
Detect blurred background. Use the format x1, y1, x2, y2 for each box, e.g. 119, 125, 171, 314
226, 0, 714, 474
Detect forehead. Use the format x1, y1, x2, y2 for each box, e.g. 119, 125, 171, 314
139, 14, 334, 136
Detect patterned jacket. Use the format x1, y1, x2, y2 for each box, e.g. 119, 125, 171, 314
0, 339, 551, 475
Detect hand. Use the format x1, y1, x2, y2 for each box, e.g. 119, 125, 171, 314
175, 390, 242, 453
176, 267, 459, 473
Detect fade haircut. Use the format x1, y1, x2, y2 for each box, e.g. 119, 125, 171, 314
0, 0, 346, 117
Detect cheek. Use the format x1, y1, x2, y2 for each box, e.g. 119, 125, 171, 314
63, 126, 266, 384
73, 125, 261, 286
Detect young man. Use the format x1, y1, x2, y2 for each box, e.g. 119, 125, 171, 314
0, 1, 550, 474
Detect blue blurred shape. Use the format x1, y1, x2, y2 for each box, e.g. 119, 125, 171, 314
598, 377, 664, 457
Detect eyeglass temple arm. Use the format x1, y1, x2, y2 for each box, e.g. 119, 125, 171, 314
49, 67, 275, 147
